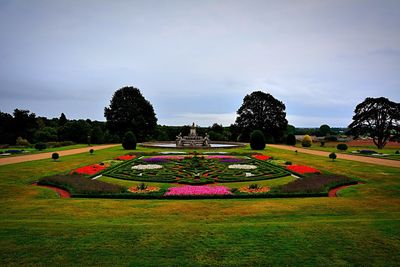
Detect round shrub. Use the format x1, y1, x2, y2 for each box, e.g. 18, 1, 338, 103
329, 152, 337, 161
122, 131, 137, 150
52, 152, 59, 161
336, 143, 348, 151
395, 150, 399, 154
301, 135, 312, 147
90, 149, 94, 154
16, 137, 30, 147
34, 142, 47, 151
250, 130, 265, 150
286, 134, 296, 146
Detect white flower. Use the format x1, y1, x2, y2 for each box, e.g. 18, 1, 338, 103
228, 164, 257, 170
132, 164, 163, 170
160, 151, 186, 154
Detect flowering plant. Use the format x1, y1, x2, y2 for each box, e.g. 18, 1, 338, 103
228, 164, 257, 170
164, 185, 232, 196
115, 155, 136, 161
71, 164, 106, 175
206, 155, 239, 159
286, 165, 320, 174
132, 164, 163, 170
252, 155, 271, 161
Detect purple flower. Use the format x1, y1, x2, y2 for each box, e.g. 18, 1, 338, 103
164, 185, 232, 196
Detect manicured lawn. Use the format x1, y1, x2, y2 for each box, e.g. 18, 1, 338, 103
0, 145, 399, 266
0, 144, 88, 158
294, 142, 400, 160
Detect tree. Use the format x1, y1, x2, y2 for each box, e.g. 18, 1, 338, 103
302, 135, 312, 147
286, 134, 296, 146
91, 126, 105, 144
58, 120, 91, 143
235, 91, 288, 142
122, 131, 137, 150
250, 130, 265, 150
59, 113, 67, 126
319, 124, 331, 136
348, 97, 400, 149
104, 86, 157, 141
0, 111, 14, 145
13, 109, 38, 142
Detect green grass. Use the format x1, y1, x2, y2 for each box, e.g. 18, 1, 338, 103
0, 144, 399, 266
0, 144, 88, 157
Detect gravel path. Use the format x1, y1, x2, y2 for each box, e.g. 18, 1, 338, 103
268, 144, 400, 168
0, 144, 120, 166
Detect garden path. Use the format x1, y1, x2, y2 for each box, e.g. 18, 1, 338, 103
268, 144, 400, 168
0, 144, 119, 166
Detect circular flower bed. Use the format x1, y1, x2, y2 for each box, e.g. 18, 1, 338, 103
286, 165, 320, 174
132, 164, 163, 170
228, 164, 257, 170
164, 185, 231, 196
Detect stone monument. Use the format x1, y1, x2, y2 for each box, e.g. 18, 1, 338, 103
176, 123, 211, 147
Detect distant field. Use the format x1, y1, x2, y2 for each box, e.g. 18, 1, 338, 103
0, 145, 399, 266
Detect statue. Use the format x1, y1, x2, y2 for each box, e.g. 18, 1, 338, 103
189, 122, 197, 136
176, 132, 183, 146
203, 133, 210, 147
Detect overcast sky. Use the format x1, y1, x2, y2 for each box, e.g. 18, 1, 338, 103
0, 0, 399, 127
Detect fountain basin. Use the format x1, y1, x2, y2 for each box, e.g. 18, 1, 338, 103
140, 141, 246, 149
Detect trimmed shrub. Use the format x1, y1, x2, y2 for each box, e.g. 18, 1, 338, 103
336, 143, 348, 151
52, 152, 59, 161
34, 142, 47, 151
329, 152, 337, 161
250, 130, 265, 150
16, 137, 30, 147
320, 141, 325, 147
122, 131, 137, 150
359, 149, 377, 155
90, 149, 94, 154
324, 135, 337, 142
286, 134, 296, 146
301, 135, 312, 147
396, 150, 399, 154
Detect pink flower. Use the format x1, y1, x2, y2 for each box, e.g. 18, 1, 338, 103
164, 185, 232, 196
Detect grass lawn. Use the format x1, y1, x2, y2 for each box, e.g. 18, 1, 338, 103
0, 145, 399, 266
0, 144, 89, 158
294, 142, 400, 160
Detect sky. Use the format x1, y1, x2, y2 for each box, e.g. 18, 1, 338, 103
0, 0, 399, 127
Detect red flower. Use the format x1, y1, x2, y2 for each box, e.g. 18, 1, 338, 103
115, 155, 136, 161
71, 164, 106, 175
286, 165, 320, 174
253, 155, 271, 161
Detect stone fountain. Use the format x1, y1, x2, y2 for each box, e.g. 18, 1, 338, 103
176, 123, 210, 147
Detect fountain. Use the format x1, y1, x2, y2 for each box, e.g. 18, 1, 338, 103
176, 123, 210, 147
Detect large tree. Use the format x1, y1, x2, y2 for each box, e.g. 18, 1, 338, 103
348, 97, 400, 149
235, 91, 288, 142
104, 86, 157, 141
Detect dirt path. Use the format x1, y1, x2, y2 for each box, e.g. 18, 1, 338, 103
0, 144, 119, 166
268, 144, 400, 168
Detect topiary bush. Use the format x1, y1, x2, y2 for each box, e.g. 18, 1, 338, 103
329, 152, 337, 161
34, 142, 47, 151
286, 134, 296, 146
52, 152, 59, 161
336, 143, 348, 151
90, 149, 94, 154
16, 137, 30, 147
122, 131, 137, 150
250, 130, 265, 150
301, 135, 312, 147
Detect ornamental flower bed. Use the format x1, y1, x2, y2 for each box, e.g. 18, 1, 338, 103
144, 155, 185, 160
286, 165, 320, 174
206, 155, 238, 159
239, 185, 270, 193
132, 164, 163, 170
71, 164, 106, 175
115, 155, 136, 161
164, 185, 232, 196
219, 158, 243, 163
128, 186, 160, 193
253, 155, 271, 161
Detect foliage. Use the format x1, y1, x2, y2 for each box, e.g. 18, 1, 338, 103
286, 134, 296, 146
348, 97, 400, 149
90, 149, 94, 154
104, 86, 157, 141
324, 135, 338, 142
34, 142, 47, 151
319, 124, 331, 136
320, 141, 325, 147
38, 175, 125, 195
301, 135, 312, 147
336, 143, 348, 151
250, 130, 266, 150
59, 113, 67, 126
122, 131, 137, 150
58, 120, 91, 144
329, 152, 337, 161
16, 136, 30, 147
90, 126, 105, 144
52, 153, 59, 161
235, 91, 288, 142
34, 126, 58, 142
276, 174, 355, 194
